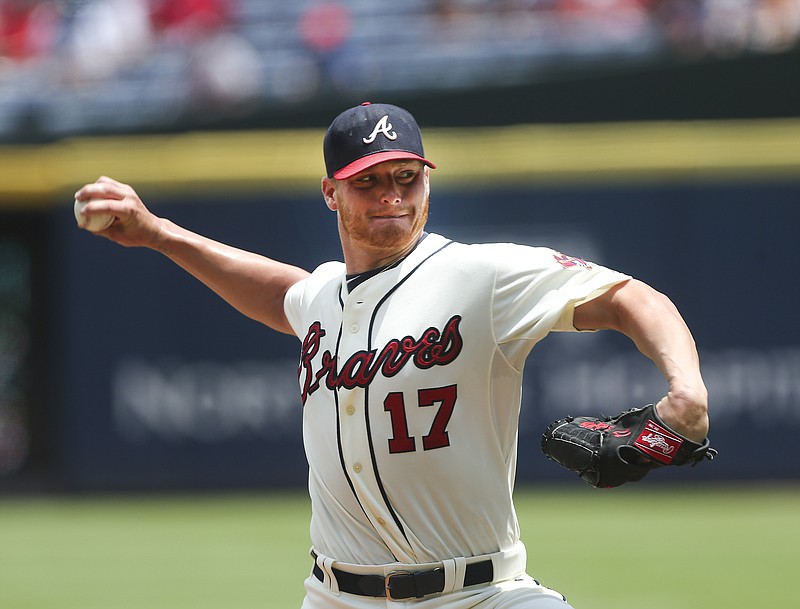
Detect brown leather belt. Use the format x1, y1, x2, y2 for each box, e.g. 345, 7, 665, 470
312, 557, 494, 600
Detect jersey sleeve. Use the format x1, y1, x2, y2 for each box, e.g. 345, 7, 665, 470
490, 244, 630, 345
283, 261, 344, 338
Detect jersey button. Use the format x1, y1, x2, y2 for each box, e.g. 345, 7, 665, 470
353, 463, 362, 473
350, 323, 359, 333
345, 405, 356, 416
376, 517, 386, 526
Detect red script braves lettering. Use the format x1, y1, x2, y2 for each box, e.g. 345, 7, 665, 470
298, 315, 463, 404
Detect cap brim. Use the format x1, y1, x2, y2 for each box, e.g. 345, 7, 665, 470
333, 151, 436, 179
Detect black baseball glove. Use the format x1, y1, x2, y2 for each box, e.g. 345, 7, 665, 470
540, 403, 717, 488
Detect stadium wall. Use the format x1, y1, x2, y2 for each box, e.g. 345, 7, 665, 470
1, 119, 798, 490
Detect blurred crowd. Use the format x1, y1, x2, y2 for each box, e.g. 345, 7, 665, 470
0, 0, 798, 139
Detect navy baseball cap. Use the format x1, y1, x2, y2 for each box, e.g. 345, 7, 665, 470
324, 102, 436, 179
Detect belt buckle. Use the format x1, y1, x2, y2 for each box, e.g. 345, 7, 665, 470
385, 570, 414, 601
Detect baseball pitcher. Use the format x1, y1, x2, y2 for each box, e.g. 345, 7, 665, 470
75, 102, 714, 608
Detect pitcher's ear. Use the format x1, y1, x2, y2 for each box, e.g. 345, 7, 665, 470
321, 177, 338, 211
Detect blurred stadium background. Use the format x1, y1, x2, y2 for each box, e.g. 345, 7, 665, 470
1, 1, 799, 607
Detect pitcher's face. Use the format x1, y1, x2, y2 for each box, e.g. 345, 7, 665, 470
323, 160, 430, 265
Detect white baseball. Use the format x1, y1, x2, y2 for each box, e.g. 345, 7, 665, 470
74, 198, 114, 232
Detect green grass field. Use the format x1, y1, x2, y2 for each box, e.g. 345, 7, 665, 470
1, 483, 797, 609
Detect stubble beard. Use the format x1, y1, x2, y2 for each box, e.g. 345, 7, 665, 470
340, 193, 430, 256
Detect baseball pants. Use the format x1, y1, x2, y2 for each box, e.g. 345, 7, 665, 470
301, 572, 574, 608
302, 541, 572, 609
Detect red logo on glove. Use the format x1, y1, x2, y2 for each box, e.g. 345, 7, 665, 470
634, 420, 683, 464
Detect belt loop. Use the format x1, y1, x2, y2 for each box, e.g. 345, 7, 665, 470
314, 551, 340, 595
441, 559, 457, 595
455, 556, 468, 590
447, 556, 468, 593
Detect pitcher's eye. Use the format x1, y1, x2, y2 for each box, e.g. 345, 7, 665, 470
397, 170, 417, 183
352, 175, 376, 186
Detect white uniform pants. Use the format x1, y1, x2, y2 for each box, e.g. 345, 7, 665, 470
301, 542, 573, 609
301, 572, 574, 608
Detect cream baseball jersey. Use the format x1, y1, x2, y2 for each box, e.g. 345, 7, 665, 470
283, 233, 629, 567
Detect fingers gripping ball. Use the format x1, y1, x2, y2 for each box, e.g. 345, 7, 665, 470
74, 198, 114, 232
540, 404, 717, 488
